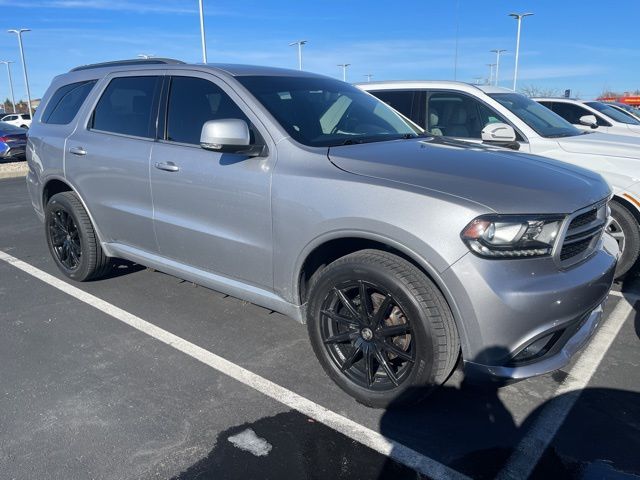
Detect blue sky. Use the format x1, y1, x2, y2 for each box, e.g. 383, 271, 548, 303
0, 0, 638, 100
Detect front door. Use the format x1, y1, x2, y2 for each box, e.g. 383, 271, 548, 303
149, 73, 274, 288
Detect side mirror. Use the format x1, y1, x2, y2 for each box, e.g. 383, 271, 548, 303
481, 123, 517, 142
579, 114, 598, 129
200, 118, 265, 156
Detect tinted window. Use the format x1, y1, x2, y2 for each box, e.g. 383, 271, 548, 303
491, 94, 582, 138
585, 101, 640, 125
547, 102, 592, 124
91, 76, 160, 138
42, 80, 97, 125
371, 90, 415, 121
237, 76, 418, 147
22, 114, 31, 120
165, 76, 251, 145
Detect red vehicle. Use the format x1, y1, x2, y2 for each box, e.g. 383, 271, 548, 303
598, 95, 640, 107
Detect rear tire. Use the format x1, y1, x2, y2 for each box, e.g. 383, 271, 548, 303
609, 201, 640, 279
45, 192, 111, 281
306, 249, 459, 408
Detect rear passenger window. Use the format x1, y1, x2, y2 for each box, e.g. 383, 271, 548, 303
42, 80, 97, 125
165, 76, 251, 145
91, 76, 161, 138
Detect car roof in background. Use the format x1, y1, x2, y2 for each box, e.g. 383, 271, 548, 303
0, 121, 28, 133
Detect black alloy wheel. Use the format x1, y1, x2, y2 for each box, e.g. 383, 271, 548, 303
48, 207, 82, 271
319, 281, 415, 391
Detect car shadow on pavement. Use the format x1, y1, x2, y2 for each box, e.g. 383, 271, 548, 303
99, 259, 146, 280
168, 343, 640, 480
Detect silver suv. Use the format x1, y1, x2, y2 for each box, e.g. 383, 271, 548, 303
26, 59, 618, 407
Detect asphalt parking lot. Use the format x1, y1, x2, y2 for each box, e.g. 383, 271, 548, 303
1, 176, 639, 480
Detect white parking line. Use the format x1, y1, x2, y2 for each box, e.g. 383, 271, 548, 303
609, 289, 640, 302
497, 296, 634, 480
0, 250, 469, 480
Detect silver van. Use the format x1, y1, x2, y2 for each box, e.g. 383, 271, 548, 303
26, 59, 618, 406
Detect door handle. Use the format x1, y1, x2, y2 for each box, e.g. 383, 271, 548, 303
69, 146, 87, 156
154, 161, 180, 172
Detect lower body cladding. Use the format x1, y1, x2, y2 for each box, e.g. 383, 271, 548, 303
442, 233, 619, 383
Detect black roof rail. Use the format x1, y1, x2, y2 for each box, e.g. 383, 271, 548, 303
70, 58, 185, 72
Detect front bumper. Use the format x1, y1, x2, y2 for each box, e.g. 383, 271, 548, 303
464, 300, 604, 382
441, 233, 619, 382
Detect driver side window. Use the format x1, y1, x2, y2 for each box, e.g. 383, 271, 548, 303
427, 92, 508, 139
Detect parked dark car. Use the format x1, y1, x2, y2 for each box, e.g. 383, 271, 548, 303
0, 122, 27, 161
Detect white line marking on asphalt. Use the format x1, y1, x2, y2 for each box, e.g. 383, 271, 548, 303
227, 428, 272, 457
497, 296, 634, 480
0, 250, 469, 480
608, 290, 640, 302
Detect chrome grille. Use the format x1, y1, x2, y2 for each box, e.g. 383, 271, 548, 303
558, 201, 608, 267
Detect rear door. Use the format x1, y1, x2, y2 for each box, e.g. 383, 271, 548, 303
65, 71, 164, 253
149, 72, 274, 288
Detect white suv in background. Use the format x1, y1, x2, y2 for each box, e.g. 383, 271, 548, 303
358, 81, 640, 277
535, 98, 640, 137
1, 113, 31, 129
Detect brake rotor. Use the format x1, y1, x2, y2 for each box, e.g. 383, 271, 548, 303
370, 292, 411, 359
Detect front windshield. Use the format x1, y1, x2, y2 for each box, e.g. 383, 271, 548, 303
585, 101, 640, 125
489, 92, 583, 138
237, 75, 420, 147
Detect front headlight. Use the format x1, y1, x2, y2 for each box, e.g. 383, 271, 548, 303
461, 214, 564, 258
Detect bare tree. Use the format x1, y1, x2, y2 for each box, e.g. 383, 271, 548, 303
519, 85, 562, 98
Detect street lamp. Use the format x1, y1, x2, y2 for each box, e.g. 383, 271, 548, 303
7, 28, 33, 118
337, 63, 350, 82
509, 12, 533, 91
490, 49, 507, 86
288, 40, 307, 70
137, 54, 155, 59
486, 63, 496, 86
0, 61, 16, 113
198, 0, 207, 63
364, 73, 373, 82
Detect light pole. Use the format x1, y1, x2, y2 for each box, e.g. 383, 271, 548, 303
0, 61, 16, 113
198, 0, 207, 63
490, 49, 506, 86
288, 40, 307, 70
7, 28, 33, 117
337, 63, 350, 82
364, 73, 373, 82
509, 12, 533, 91
137, 54, 155, 59
486, 63, 496, 86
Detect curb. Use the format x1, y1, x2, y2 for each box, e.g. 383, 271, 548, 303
0, 162, 28, 179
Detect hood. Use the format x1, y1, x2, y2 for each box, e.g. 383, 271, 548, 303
558, 132, 640, 158
328, 137, 610, 214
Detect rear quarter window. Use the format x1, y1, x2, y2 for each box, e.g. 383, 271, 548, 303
42, 80, 97, 125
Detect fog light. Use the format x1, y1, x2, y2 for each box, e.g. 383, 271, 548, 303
510, 331, 563, 364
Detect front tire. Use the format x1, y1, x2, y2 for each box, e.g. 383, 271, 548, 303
45, 192, 111, 281
609, 201, 640, 279
306, 249, 460, 408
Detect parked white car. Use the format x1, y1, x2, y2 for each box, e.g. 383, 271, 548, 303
607, 102, 640, 121
358, 81, 640, 277
534, 98, 640, 137
1, 113, 31, 128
